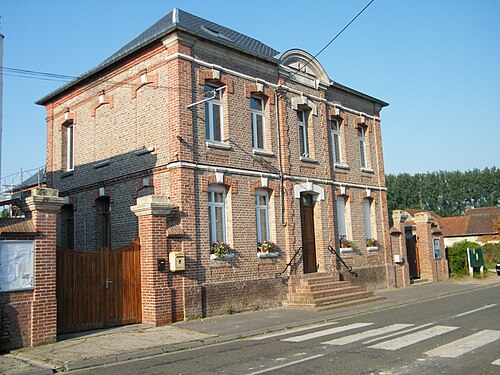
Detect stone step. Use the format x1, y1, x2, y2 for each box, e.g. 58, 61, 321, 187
287, 289, 373, 306
314, 295, 386, 311
299, 282, 353, 293
292, 286, 365, 301
283, 295, 385, 311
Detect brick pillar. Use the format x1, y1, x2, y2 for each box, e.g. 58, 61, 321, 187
414, 212, 438, 282
131, 195, 174, 325
390, 210, 410, 288
22, 188, 65, 346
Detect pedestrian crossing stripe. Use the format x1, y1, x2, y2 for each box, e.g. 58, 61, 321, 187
492, 358, 500, 366
321, 324, 414, 346
424, 330, 500, 358
282, 322, 373, 343
368, 325, 459, 351
248, 322, 338, 340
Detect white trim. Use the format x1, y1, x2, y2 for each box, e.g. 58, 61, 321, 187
66, 123, 74, 171
293, 182, 325, 200
166, 161, 388, 192
167, 52, 382, 121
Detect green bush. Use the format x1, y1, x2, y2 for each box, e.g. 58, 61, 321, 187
447, 240, 480, 276
482, 242, 500, 268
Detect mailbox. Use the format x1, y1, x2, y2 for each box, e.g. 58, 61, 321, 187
169, 252, 185, 272
394, 254, 403, 263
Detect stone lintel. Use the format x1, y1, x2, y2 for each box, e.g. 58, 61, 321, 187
131, 195, 174, 217
23, 188, 65, 213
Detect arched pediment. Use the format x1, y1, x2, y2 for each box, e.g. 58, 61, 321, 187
279, 49, 330, 83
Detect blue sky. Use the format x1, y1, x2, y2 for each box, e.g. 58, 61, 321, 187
1, 0, 499, 183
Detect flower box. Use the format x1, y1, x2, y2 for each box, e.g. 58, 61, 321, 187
257, 251, 280, 259
339, 247, 353, 254
210, 252, 234, 261
367, 246, 379, 252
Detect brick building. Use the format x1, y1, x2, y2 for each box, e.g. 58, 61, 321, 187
37, 9, 392, 329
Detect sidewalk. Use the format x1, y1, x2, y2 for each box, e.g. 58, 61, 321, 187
2, 277, 499, 375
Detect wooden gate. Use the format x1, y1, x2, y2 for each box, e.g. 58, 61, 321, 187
56, 239, 141, 334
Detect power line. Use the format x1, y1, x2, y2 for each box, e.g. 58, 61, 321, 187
285, 0, 375, 85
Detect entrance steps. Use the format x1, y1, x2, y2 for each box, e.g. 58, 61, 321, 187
283, 272, 385, 311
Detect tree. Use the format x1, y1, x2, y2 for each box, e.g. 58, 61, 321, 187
386, 167, 499, 217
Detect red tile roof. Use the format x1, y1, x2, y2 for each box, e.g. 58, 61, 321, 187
0, 218, 36, 234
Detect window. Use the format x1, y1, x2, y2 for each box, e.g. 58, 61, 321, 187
297, 109, 309, 157
97, 197, 111, 248
66, 123, 74, 171
331, 119, 341, 163
251, 96, 265, 150
208, 186, 226, 245
336, 196, 348, 239
204, 84, 223, 142
358, 126, 367, 168
62, 204, 75, 249
363, 198, 372, 239
255, 190, 270, 243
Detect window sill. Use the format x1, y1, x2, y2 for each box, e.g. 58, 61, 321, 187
257, 251, 280, 259
253, 149, 275, 157
135, 146, 155, 156
93, 160, 110, 169
61, 170, 74, 178
361, 167, 375, 174
334, 163, 350, 170
367, 246, 379, 253
299, 156, 318, 164
339, 247, 353, 254
206, 141, 231, 150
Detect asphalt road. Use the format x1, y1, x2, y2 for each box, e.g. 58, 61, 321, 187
74, 283, 500, 374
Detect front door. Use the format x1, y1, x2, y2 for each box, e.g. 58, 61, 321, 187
300, 194, 317, 273
406, 233, 420, 280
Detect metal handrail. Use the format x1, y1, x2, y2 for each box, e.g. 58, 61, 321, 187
275, 246, 303, 279
328, 245, 357, 276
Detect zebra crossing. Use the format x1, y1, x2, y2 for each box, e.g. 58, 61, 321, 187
249, 321, 500, 366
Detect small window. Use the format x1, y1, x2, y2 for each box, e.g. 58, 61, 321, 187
331, 119, 341, 163
208, 185, 226, 245
251, 96, 265, 150
297, 109, 309, 157
204, 84, 223, 142
255, 190, 270, 244
66, 123, 74, 171
358, 126, 367, 168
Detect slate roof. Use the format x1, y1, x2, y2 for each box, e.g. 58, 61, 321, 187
37, 8, 280, 105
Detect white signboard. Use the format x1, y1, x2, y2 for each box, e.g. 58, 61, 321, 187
0, 240, 34, 292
